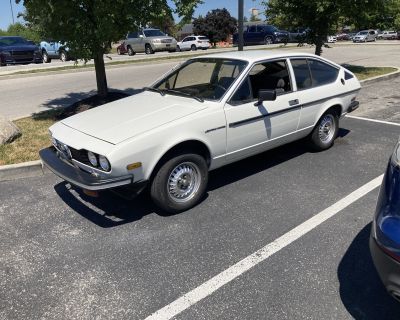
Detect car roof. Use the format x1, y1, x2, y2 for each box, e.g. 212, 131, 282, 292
196, 50, 328, 64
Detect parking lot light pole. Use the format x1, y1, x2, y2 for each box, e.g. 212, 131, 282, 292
238, 0, 244, 51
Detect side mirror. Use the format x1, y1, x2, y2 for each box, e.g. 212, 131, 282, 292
254, 89, 276, 106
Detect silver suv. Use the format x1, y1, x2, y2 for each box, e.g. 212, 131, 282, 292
353, 30, 378, 42
125, 28, 177, 55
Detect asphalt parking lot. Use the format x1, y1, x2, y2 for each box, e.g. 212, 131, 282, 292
2, 83, 400, 320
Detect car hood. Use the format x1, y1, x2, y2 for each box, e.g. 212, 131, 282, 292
61, 91, 207, 145
0, 44, 38, 51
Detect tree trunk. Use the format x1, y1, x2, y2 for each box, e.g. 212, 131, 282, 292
314, 38, 324, 56
94, 51, 108, 97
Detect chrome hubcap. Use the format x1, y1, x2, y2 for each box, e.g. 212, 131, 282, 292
319, 114, 335, 143
167, 162, 201, 203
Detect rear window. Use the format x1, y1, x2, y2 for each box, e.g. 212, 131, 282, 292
308, 59, 339, 86
198, 37, 208, 41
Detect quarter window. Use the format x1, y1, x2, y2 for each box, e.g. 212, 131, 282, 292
291, 59, 312, 90
308, 59, 339, 86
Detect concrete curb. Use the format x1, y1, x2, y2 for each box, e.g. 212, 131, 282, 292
0, 160, 49, 182
1, 66, 399, 183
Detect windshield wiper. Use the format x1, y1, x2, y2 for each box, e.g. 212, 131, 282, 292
143, 87, 165, 96
163, 89, 204, 102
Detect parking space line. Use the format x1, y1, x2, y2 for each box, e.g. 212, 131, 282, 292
346, 115, 400, 127
145, 175, 384, 320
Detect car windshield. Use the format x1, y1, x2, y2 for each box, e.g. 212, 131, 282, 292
153, 58, 248, 101
144, 29, 165, 37
358, 31, 368, 35
0, 37, 29, 46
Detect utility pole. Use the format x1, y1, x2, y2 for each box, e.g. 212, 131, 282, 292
238, 0, 244, 51
10, 0, 15, 24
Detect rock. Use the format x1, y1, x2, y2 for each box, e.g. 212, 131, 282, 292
0, 115, 21, 145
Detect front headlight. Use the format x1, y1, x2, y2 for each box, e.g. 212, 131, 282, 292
87, 151, 98, 167
99, 155, 111, 172
1, 51, 11, 56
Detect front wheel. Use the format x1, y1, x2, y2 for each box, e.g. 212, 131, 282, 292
191, 44, 197, 51
150, 153, 208, 213
145, 44, 154, 54
309, 111, 339, 151
264, 36, 273, 45
42, 50, 51, 63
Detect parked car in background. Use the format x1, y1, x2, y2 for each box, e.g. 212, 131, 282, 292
347, 32, 357, 41
378, 31, 398, 40
353, 30, 378, 42
233, 24, 289, 46
0, 36, 42, 66
327, 35, 337, 43
177, 35, 210, 51
40, 40, 71, 63
116, 41, 128, 55
336, 33, 350, 41
40, 50, 360, 213
370, 139, 400, 302
125, 28, 177, 55
288, 27, 308, 43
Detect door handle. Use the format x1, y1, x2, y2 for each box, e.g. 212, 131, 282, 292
289, 99, 299, 106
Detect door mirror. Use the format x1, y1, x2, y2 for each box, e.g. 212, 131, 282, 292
255, 89, 276, 106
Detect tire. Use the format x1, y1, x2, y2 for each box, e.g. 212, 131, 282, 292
264, 36, 273, 45
42, 50, 51, 63
60, 51, 68, 62
191, 44, 197, 51
145, 44, 154, 54
309, 110, 339, 151
150, 153, 208, 213
127, 46, 135, 56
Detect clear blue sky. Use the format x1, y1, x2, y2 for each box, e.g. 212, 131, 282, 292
0, 0, 265, 30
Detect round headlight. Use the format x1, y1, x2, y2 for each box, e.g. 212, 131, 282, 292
99, 155, 110, 171
87, 151, 98, 167
63, 144, 72, 159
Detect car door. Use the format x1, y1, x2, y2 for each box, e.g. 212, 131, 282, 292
245, 25, 258, 44
291, 58, 340, 130
224, 59, 301, 161
47, 40, 57, 57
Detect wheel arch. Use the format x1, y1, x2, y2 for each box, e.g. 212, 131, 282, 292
314, 102, 343, 126
148, 139, 212, 181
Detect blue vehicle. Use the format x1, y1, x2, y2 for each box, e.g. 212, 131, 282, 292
370, 140, 400, 301
233, 24, 289, 46
39, 40, 71, 63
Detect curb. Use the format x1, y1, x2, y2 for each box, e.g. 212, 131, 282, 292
1, 66, 399, 183
0, 160, 49, 182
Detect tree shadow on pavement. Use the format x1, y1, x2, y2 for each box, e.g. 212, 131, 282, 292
338, 223, 400, 319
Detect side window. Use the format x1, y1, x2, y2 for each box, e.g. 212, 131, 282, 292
182, 37, 188, 42
308, 59, 339, 86
128, 32, 138, 39
291, 59, 312, 90
248, 26, 256, 33
256, 26, 265, 32
229, 60, 292, 105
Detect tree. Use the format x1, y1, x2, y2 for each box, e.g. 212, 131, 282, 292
193, 8, 237, 46
18, 0, 202, 97
0, 22, 41, 43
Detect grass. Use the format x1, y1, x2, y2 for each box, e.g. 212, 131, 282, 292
344, 65, 397, 80
0, 65, 397, 165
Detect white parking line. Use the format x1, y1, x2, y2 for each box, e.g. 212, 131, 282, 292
346, 115, 400, 127
145, 175, 384, 320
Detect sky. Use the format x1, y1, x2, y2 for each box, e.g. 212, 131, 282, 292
0, 0, 265, 30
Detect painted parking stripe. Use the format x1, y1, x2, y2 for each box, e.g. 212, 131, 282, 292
346, 115, 400, 127
145, 175, 384, 320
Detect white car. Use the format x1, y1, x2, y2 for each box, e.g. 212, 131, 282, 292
40, 51, 361, 213
378, 31, 397, 40
327, 35, 337, 43
177, 35, 210, 51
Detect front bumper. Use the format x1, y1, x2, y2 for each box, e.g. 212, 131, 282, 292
152, 43, 176, 51
39, 147, 133, 191
347, 100, 359, 113
370, 235, 400, 301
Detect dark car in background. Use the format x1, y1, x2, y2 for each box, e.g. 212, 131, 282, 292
233, 24, 289, 46
370, 140, 400, 302
0, 36, 42, 66
288, 27, 308, 42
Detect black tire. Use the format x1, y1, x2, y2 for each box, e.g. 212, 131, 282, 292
60, 50, 68, 62
127, 46, 135, 56
309, 110, 339, 151
145, 44, 154, 54
150, 153, 208, 213
264, 36, 273, 45
42, 50, 51, 63
191, 44, 197, 51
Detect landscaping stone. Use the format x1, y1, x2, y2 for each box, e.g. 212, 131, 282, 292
0, 116, 21, 145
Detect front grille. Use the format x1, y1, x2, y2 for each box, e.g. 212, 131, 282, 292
161, 39, 172, 43
70, 147, 91, 166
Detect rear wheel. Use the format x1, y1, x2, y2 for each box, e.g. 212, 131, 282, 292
145, 44, 154, 54
309, 110, 339, 151
150, 153, 208, 213
127, 46, 135, 56
60, 51, 68, 62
